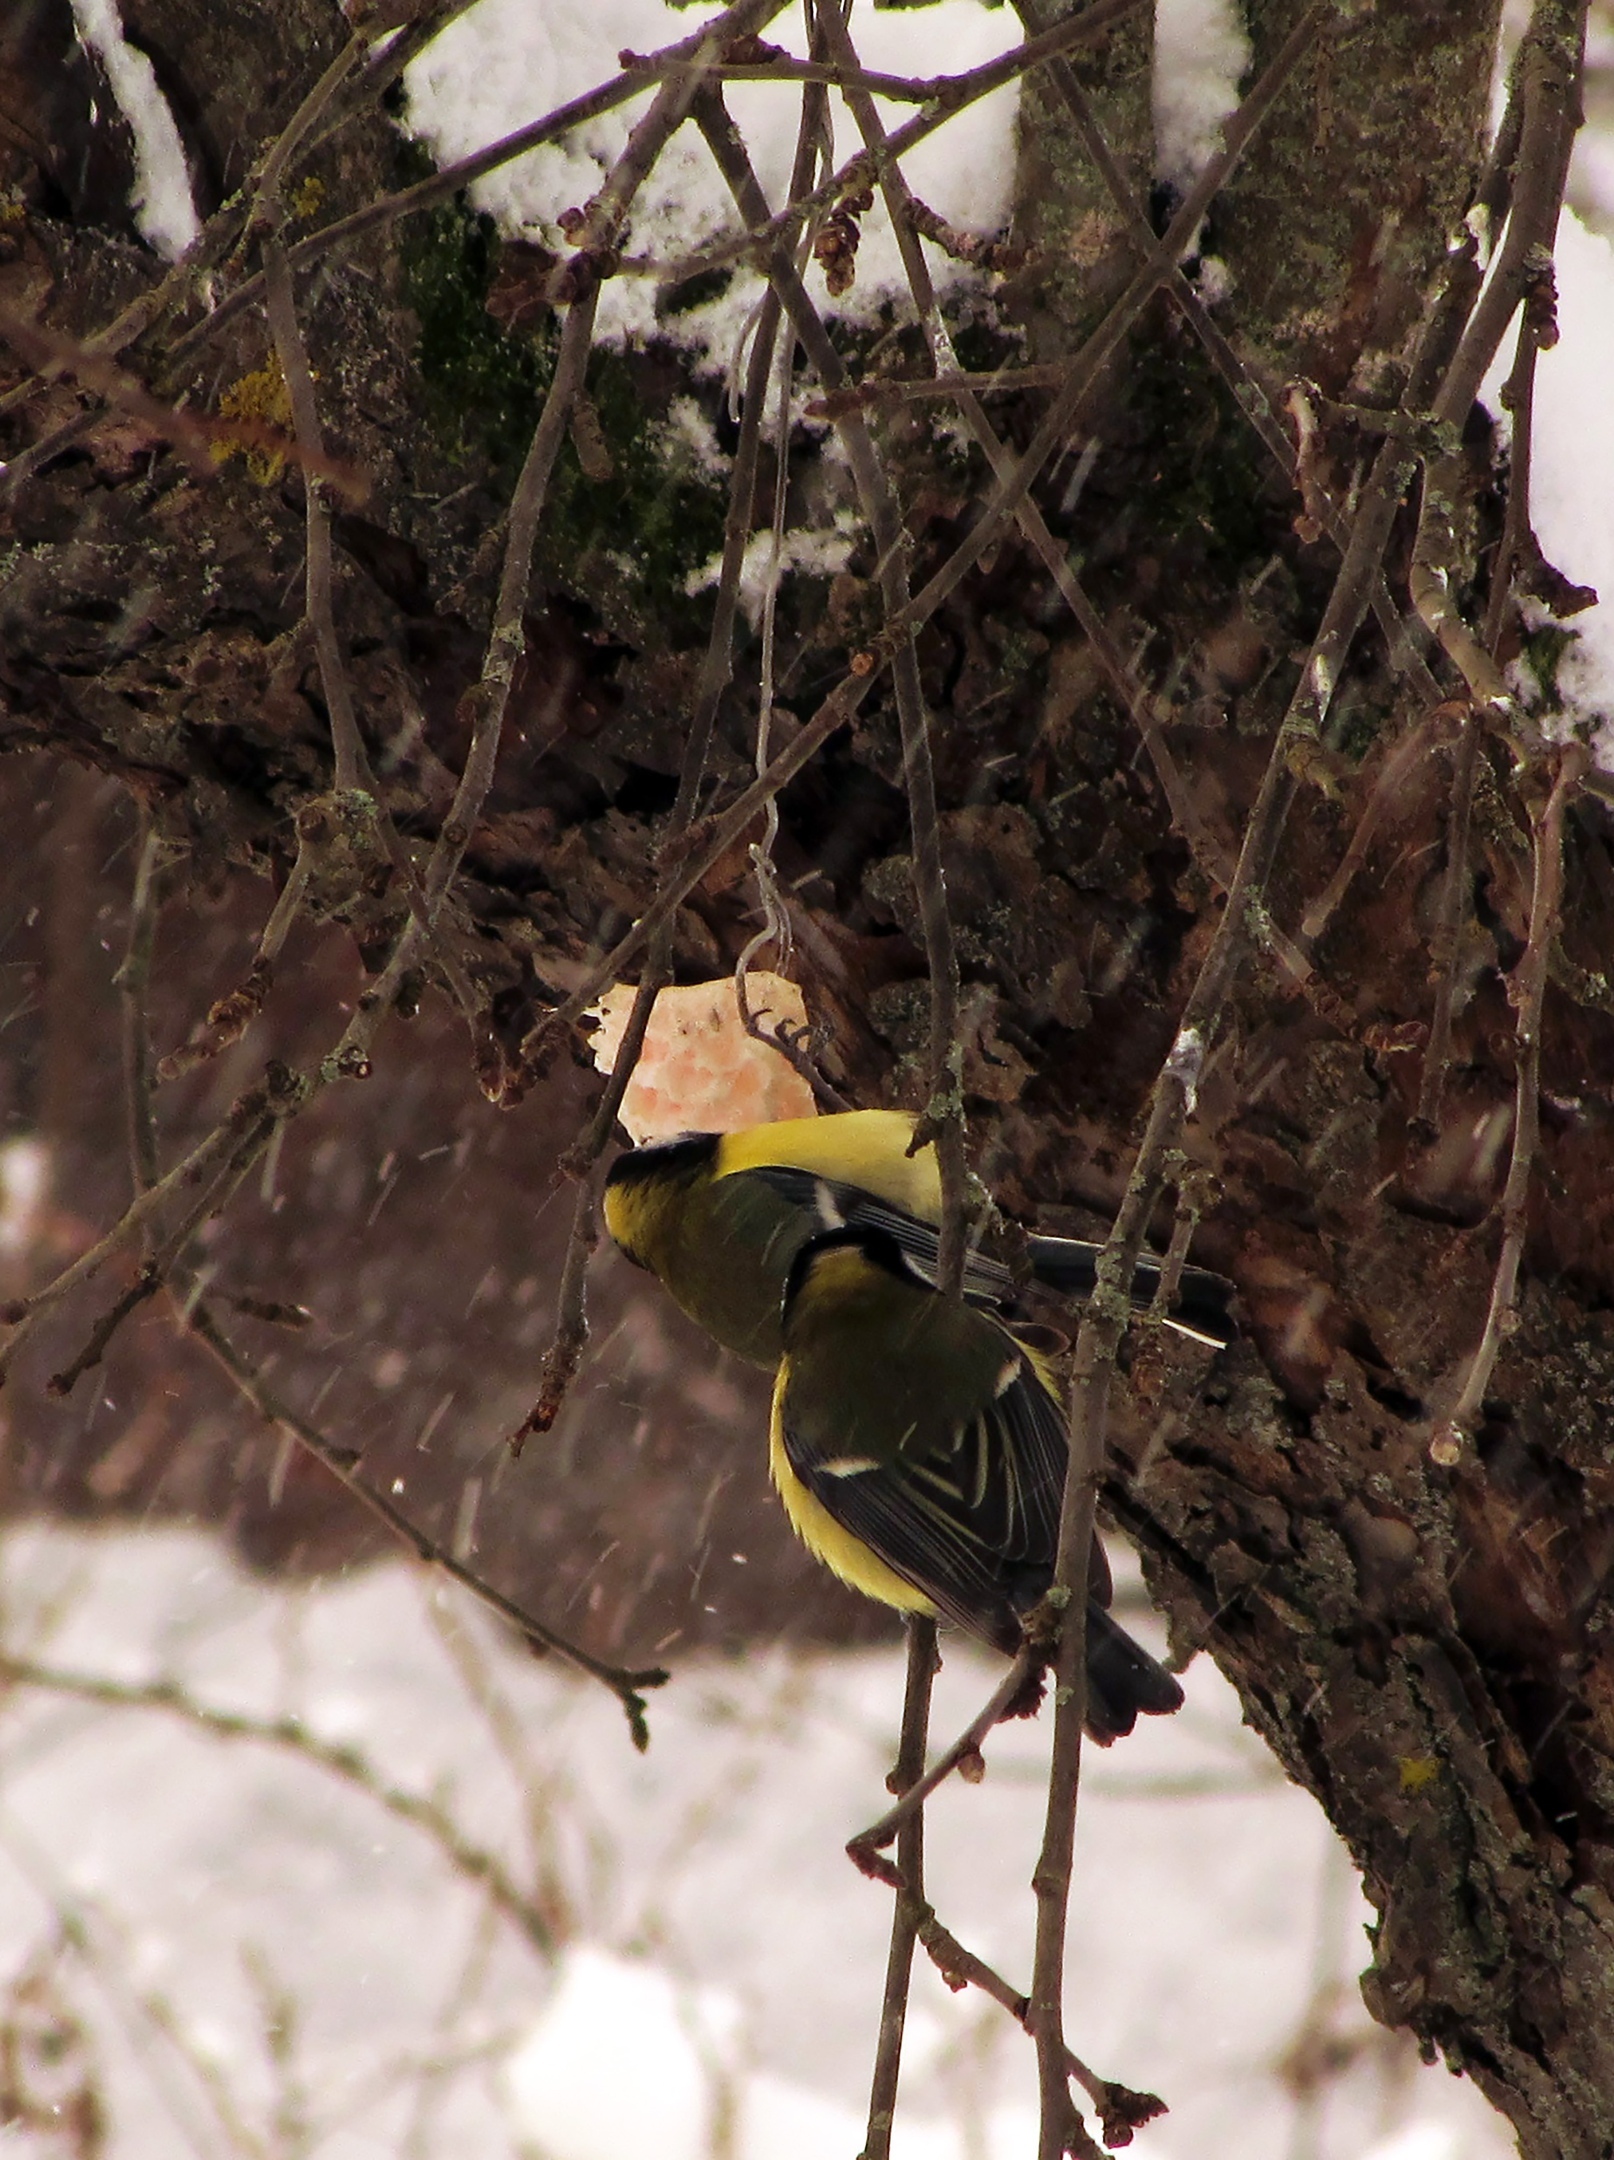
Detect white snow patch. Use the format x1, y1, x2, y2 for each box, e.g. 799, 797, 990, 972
0, 1522, 1517, 2158
69, 0, 199, 261
1482, 210, 1614, 765
684, 509, 861, 624
662, 393, 732, 481
403, 0, 1022, 374
1153, 0, 1251, 194
1359, 2127, 1467, 2160
506, 1947, 745, 2160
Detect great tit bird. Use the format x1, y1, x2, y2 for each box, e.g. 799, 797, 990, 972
602, 1109, 1235, 1369
771, 1225, 1185, 1743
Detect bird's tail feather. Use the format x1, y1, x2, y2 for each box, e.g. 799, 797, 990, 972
1027, 1236, 1236, 1349
1082, 1602, 1185, 1746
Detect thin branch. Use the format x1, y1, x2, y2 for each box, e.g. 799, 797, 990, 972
1010, 3, 1447, 713
512, 671, 877, 1083
512, 11, 814, 1442
262, 241, 367, 798
1299, 708, 1456, 944
806, 362, 1077, 414
1431, 741, 1588, 1461
1014, 74, 1505, 2130
878, 0, 1331, 675
858, 1617, 937, 2160
114, 821, 164, 1201
514, 0, 1326, 1087
181, 1297, 667, 1744
827, 9, 1329, 1027
0, 1654, 555, 1955
247, 31, 370, 234
1432, 0, 1588, 435
158, 0, 799, 376
695, 85, 974, 1282
46, 1109, 276, 1396
156, 838, 315, 1083
1029, 1344, 1100, 2159
0, 307, 369, 502
848, 1647, 1040, 1877
508, 1157, 605, 1451
1409, 0, 1586, 710
318, 284, 603, 1087
914, 1912, 1157, 2152
1419, 294, 1551, 1126
0, 1065, 303, 1384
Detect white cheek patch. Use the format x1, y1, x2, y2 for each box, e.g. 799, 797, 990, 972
820, 1456, 881, 1477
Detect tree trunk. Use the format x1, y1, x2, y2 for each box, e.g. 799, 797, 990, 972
4, 1, 1613, 2151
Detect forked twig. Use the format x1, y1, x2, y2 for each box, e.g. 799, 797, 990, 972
915, 1910, 1160, 2150
182, 1297, 667, 1744
0, 1066, 303, 1385
848, 1647, 1039, 1877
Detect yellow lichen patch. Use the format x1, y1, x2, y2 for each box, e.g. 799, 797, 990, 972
588, 975, 816, 1143
1397, 1755, 1441, 1793
211, 362, 298, 484
288, 175, 325, 221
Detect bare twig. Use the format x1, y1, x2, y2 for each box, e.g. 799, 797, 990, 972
46, 1107, 277, 1396
516, 0, 1326, 1089
848, 1647, 1040, 1875
508, 1156, 606, 1451
0, 1064, 305, 1384
160, 0, 800, 376
247, 30, 370, 235
1029, 1346, 1101, 2158
1011, 2, 1447, 713
318, 284, 603, 1088
1299, 708, 1457, 943
806, 361, 1078, 415
512, 11, 815, 1440
0, 1816, 269, 2160
181, 1297, 667, 1743
0, 1654, 556, 1955
1410, 0, 1585, 712
0, 308, 369, 501
914, 1911, 1160, 2150
818, 0, 1337, 1037
693, 84, 972, 1288
859, 1617, 937, 2160
114, 821, 164, 1201
262, 241, 367, 798
1418, 291, 1553, 1127
512, 672, 878, 1081
1014, 37, 1502, 2123
1430, 741, 1588, 1462
620, 0, 1147, 294
155, 838, 315, 1083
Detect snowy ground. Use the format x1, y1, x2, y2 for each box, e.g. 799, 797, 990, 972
0, 1524, 1512, 2160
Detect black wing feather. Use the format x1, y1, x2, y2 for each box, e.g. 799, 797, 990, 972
779, 1340, 1067, 1653
745, 1165, 1235, 1346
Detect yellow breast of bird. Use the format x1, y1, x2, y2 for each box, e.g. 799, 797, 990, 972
767, 1393, 936, 1616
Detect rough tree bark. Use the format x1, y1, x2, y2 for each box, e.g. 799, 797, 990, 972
3, 0, 1613, 2153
